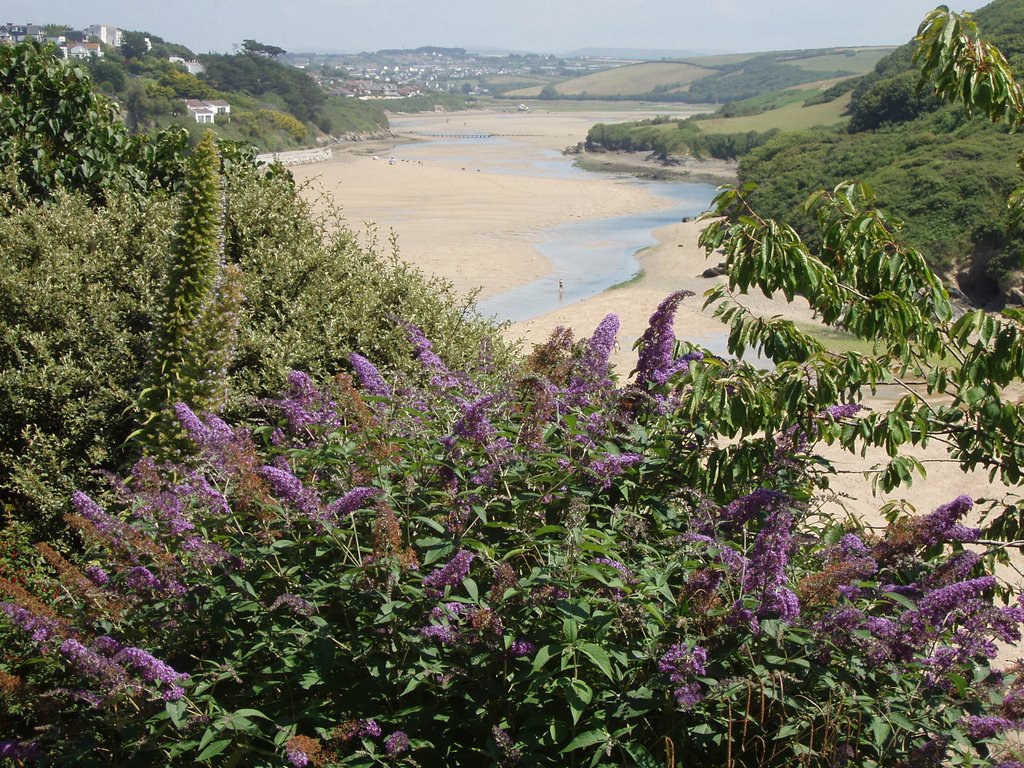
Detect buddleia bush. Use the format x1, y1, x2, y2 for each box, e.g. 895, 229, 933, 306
2, 301, 1023, 766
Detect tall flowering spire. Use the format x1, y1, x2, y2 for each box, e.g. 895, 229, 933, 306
741, 506, 799, 622
634, 290, 700, 389
567, 314, 620, 402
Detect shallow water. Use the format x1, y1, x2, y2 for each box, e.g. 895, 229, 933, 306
390, 138, 717, 323
477, 181, 716, 322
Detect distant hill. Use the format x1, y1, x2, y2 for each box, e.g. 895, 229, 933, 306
560, 47, 724, 60
503, 47, 893, 103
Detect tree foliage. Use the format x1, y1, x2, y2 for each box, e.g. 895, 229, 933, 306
202, 52, 326, 123
737, 0, 1024, 300
0, 50, 512, 541
7, 6, 1024, 767
699, 4, 1024, 532
0, 42, 190, 206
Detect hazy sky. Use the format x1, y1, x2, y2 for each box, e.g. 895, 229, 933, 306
6, 1, 989, 55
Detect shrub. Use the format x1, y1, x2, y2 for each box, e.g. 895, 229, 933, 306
1, 309, 1022, 765
0, 125, 511, 541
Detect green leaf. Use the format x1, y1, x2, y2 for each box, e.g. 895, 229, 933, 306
197, 738, 233, 762
579, 642, 616, 681
533, 644, 557, 673
870, 716, 891, 748
560, 728, 609, 754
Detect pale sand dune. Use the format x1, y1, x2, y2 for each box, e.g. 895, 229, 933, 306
293, 109, 1015, 539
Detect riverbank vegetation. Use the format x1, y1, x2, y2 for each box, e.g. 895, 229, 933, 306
6, 7, 1024, 766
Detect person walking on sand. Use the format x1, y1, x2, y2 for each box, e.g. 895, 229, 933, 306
558, 278, 564, 293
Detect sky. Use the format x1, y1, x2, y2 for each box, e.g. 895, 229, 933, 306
6, 1, 990, 55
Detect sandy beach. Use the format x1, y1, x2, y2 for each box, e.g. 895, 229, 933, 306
292, 107, 1014, 534
292, 107, 713, 301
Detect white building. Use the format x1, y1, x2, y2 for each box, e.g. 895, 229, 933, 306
169, 55, 206, 75
86, 24, 122, 48
66, 42, 103, 59
183, 99, 231, 123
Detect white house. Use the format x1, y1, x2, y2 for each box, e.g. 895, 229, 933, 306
169, 55, 206, 75
66, 42, 103, 59
183, 99, 230, 123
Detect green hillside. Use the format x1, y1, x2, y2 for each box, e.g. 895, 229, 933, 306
781, 48, 892, 74
78, 33, 389, 151
738, 0, 1024, 303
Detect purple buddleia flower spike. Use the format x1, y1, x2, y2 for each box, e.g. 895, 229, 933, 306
71, 491, 134, 553
277, 370, 341, 432
964, 715, 1023, 739
349, 353, 392, 398
174, 402, 209, 444
269, 593, 314, 617
509, 638, 536, 657
359, 719, 382, 738
658, 643, 707, 710
588, 452, 642, 488
259, 465, 323, 520
1, 603, 62, 646
423, 550, 475, 595
173, 403, 255, 475
820, 402, 862, 420
566, 314, 620, 403
450, 395, 499, 444
917, 495, 980, 546
719, 488, 790, 530
399, 320, 462, 390
60, 638, 130, 691
742, 508, 799, 621
658, 643, 707, 681
634, 290, 696, 388
384, 731, 410, 756
285, 742, 310, 767
917, 576, 997, 625
114, 646, 189, 700
0, 741, 41, 762
325, 487, 380, 518
85, 565, 109, 587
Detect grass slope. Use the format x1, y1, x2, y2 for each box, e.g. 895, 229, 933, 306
696, 92, 852, 133
539, 61, 716, 97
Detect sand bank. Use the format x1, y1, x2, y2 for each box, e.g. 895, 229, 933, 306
290, 108, 706, 301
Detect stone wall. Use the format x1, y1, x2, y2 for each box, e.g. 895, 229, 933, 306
255, 147, 332, 166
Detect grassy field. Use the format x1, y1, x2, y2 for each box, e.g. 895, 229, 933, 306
682, 53, 760, 68
505, 61, 717, 98
783, 48, 893, 74
478, 97, 708, 116
695, 92, 852, 133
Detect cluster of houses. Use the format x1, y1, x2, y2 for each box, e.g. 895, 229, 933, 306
4, 22, 221, 123
1, 23, 120, 59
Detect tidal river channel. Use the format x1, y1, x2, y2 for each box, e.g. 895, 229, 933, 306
388, 134, 718, 324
